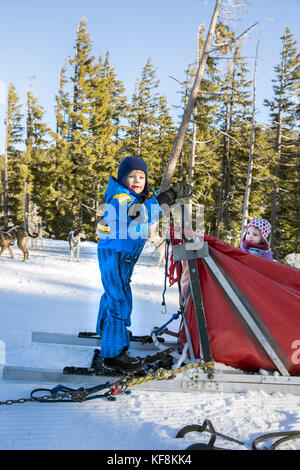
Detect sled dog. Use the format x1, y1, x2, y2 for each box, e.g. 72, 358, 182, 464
0, 225, 38, 262
285, 253, 300, 269
30, 223, 43, 249
148, 226, 167, 267
153, 237, 166, 266
68, 230, 86, 262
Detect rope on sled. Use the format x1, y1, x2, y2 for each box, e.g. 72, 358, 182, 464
167, 225, 202, 286
124, 359, 215, 390
150, 311, 181, 337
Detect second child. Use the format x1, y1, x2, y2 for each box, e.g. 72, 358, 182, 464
240, 217, 273, 260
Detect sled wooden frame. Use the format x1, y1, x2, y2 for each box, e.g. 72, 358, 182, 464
172, 241, 291, 377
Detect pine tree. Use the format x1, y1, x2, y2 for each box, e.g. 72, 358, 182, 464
175, 64, 195, 185
188, 25, 224, 230
4, 81, 24, 225
50, 63, 80, 237
213, 41, 252, 243
180, 23, 243, 240
149, 95, 176, 190
87, 51, 128, 232
50, 64, 72, 235
67, 17, 97, 229
50, 20, 129, 238
264, 27, 300, 259
89, 52, 127, 188
246, 125, 276, 226
125, 58, 160, 161
25, 86, 50, 230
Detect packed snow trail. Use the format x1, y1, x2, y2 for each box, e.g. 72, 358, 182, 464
0, 239, 300, 450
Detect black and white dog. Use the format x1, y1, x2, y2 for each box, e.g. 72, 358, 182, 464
68, 230, 86, 262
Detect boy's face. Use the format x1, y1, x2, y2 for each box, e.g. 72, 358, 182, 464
124, 170, 146, 194
245, 226, 263, 245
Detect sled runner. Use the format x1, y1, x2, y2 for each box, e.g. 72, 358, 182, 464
31, 330, 178, 351
3, 358, 300, 394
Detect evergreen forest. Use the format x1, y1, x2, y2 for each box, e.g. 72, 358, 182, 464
1, 18, 299, 261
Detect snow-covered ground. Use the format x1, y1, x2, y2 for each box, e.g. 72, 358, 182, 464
0, 239, 300, 451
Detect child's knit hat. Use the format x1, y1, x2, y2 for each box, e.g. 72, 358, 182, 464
117, 156, 149, 195
245, 217, 272, 245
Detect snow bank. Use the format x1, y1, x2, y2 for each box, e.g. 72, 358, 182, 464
0, 239, 299, 450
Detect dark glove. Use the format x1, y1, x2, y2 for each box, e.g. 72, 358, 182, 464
170, 182, 193, 199
157, 183, 193, 207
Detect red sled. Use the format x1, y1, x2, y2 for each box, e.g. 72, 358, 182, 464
173, 235, 300, 376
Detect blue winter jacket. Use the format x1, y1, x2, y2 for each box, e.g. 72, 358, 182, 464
97, 176, 162, 254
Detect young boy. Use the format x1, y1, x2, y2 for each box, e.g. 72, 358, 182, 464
240, 217, 273, 260
96, 156, 193, 372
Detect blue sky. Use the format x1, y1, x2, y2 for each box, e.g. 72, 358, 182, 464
0, 0, 300, 153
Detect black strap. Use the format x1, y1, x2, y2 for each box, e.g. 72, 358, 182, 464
176, 420, 244, 450
30, 381, 115, 403
187, 257, 213, 364
177, 420, 300, 450
252, 431, 300, 450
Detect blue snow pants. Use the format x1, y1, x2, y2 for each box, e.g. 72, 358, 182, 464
96, 247, 139, 358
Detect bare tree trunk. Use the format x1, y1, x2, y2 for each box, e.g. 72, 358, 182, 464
187, 26, 202, 216
216, 146, 226, 238
24, 180, 29, 231
24, 90, 31, 232
271, 32, 286, 259
159, 0, 222, 192
241, 40, 259, 242
4, 86, 9, 227
189, 120, 197, 190
224, 94, 233, 229
216, 57, 233, 237
137, 118, 142, 156
72, 31, 80, 130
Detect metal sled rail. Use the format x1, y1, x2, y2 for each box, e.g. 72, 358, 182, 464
31, 331, 179, 351
3, 364, 300, 395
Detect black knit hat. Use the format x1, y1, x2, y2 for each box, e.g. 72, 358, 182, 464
117, 156, 149, 195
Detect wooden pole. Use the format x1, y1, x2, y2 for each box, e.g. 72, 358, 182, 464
159, 0, 222, 192
241, 40, 260, 241
187, 26, 202, 216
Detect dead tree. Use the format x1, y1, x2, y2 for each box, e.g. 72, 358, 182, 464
270, 33, 286, 260
187, 25, 203, 216
159, 0, 256, 194
4, 88, 9, 227
159, 0, 222, 192
240, 39, 260, 241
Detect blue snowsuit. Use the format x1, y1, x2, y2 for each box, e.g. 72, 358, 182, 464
96, 176, 162, 358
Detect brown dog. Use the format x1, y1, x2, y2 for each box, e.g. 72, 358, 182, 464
0, 225, 38, 262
